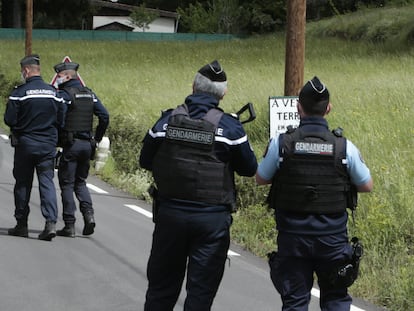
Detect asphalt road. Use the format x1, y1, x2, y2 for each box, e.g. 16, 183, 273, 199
0, 132, 384, 311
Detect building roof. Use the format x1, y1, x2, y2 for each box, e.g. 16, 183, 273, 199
94, 21, 134, 31
90, 0, 179, 19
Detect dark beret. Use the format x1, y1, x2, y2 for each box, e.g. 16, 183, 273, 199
299, 76, 330, 110
198, 60, 227, 82
54, 62, 79, 73
20, 54, 40, 66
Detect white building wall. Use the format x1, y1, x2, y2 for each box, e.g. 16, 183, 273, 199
93, 16, 176, 33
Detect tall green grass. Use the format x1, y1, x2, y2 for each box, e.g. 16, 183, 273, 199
1, 10, 413, 310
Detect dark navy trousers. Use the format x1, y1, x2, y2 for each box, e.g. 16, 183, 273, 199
13, 138, 58, 223
144, 205, 232, 311
58, 139, 93, 224
269, 232, 353, 311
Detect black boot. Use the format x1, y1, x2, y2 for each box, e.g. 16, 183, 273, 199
8, 223, 28, 238
56, 223, 75, 238
82, 212, 95, 236
38, 221, 56, 241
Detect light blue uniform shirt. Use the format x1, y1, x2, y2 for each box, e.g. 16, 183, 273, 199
257, 134, 371, 186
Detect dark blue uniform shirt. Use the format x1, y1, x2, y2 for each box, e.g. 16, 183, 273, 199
4, 76, 65, 145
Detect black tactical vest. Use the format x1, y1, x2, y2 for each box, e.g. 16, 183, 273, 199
64, 87, 94, 132
268, 127, 351, 214
152, 104, 235, 205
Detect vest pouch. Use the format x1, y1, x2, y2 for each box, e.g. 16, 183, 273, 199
347, 184, 358, 210
90, 138, 97, 160
9, 133, 19, 147
153, 145, 234, 205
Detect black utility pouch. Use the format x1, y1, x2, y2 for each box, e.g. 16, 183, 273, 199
347, 185, 358, 211
9, 133, 19, 147
90, 138, 97, 160
55, 150, 63, 169
148, 185, 159, 223
324, 237, 363, 288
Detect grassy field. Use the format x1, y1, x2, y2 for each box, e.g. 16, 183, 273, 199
1, 6, 413, 311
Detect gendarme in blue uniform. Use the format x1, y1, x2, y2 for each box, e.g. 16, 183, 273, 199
257, 117, 371, 236
57, 79, 109, 142
54, 64, 109, 237
256, 76, 372, 311
140, 60, 257, 311
140, 93, 258, 211
4, 59, 65, 239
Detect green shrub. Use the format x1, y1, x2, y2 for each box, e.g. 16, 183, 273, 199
231, 203, 276, 257
107, 113, 147, 173
0, 69, 19, 129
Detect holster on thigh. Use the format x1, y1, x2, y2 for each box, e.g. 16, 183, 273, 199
318, 237, 363, 289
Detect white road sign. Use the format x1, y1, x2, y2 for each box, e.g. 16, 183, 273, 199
269, 96, 300, 138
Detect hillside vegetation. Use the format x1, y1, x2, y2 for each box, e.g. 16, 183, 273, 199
306, 3, 414, 48
0, 4, 413, 311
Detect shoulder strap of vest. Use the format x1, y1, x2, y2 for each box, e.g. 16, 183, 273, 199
170, 103, 223, 128
203, 108, 224, 128
65, 87, 80, 102
331, 127, 346, 160
279, 126, 298, 156
278, 134, 284, 156
171, 103, 189, 116
335, 135, 347, 161
296, 128, 334, 141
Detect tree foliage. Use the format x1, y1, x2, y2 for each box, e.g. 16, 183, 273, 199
129, 3, 159, 31
177, 0, 280, 34
32, 0, 92, 29
177, 0, 251, 34
1, 0, 412, 34
0, 0, 92, 29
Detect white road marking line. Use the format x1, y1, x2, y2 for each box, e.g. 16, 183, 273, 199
87, 183, 108, 194
124, 203, 241, 257
1, 134, 9, 140
227, 250, 241, 257
125, 204, 152, 218
311, 288, 320, 298
311, 288, 365, 311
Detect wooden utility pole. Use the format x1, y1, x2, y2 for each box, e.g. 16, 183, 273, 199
25, 0, 33, 56
284, 0, 306, 96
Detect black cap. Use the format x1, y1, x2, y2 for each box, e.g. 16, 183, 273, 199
54, 62, 79, 73
198, 60, 227, 82
20, 54, 40, 66
299, 76, 330, 113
